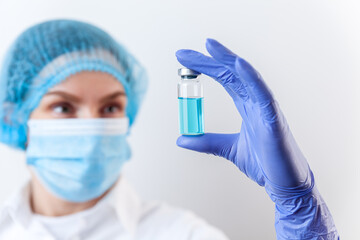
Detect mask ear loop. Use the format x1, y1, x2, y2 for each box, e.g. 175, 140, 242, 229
122, 116, 131, 137
123, 68, 133, 134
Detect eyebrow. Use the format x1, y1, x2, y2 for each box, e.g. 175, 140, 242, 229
44, 90, 126, 103
99, 91, 126, 103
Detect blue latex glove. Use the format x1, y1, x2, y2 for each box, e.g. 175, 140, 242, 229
176, 39, 339, 239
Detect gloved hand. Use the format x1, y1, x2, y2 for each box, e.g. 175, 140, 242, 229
176, 39, 339, 239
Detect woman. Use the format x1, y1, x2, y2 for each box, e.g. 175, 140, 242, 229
0, 19, 339, 239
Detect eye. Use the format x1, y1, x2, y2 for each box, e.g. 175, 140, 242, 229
52, 103, 74, 114
102, 104, 122, 114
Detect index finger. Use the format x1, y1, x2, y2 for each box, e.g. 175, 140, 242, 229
206, 39, 274, 105
176, 49, 249, 101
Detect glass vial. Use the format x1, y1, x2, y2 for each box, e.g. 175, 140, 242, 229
177, 68, 204, 135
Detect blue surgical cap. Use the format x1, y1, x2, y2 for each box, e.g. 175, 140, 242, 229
0, 19, 148, 150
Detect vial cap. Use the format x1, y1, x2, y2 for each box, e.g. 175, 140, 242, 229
178, 68, 201, 77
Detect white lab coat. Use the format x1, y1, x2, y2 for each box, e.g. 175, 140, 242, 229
0, 177, 228, 240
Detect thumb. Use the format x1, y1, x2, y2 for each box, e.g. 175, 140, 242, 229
176, 133, 239, 160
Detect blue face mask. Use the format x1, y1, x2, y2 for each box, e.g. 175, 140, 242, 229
26, 117, 131, 203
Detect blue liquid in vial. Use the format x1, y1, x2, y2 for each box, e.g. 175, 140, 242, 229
178, 97, 204, 135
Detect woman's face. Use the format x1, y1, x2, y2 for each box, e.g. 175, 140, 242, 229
30, 71, 127, 119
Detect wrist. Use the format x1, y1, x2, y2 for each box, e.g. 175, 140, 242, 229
265, 168, 315, 203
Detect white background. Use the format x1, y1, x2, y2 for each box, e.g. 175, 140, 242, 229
0, 0, 359, 239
